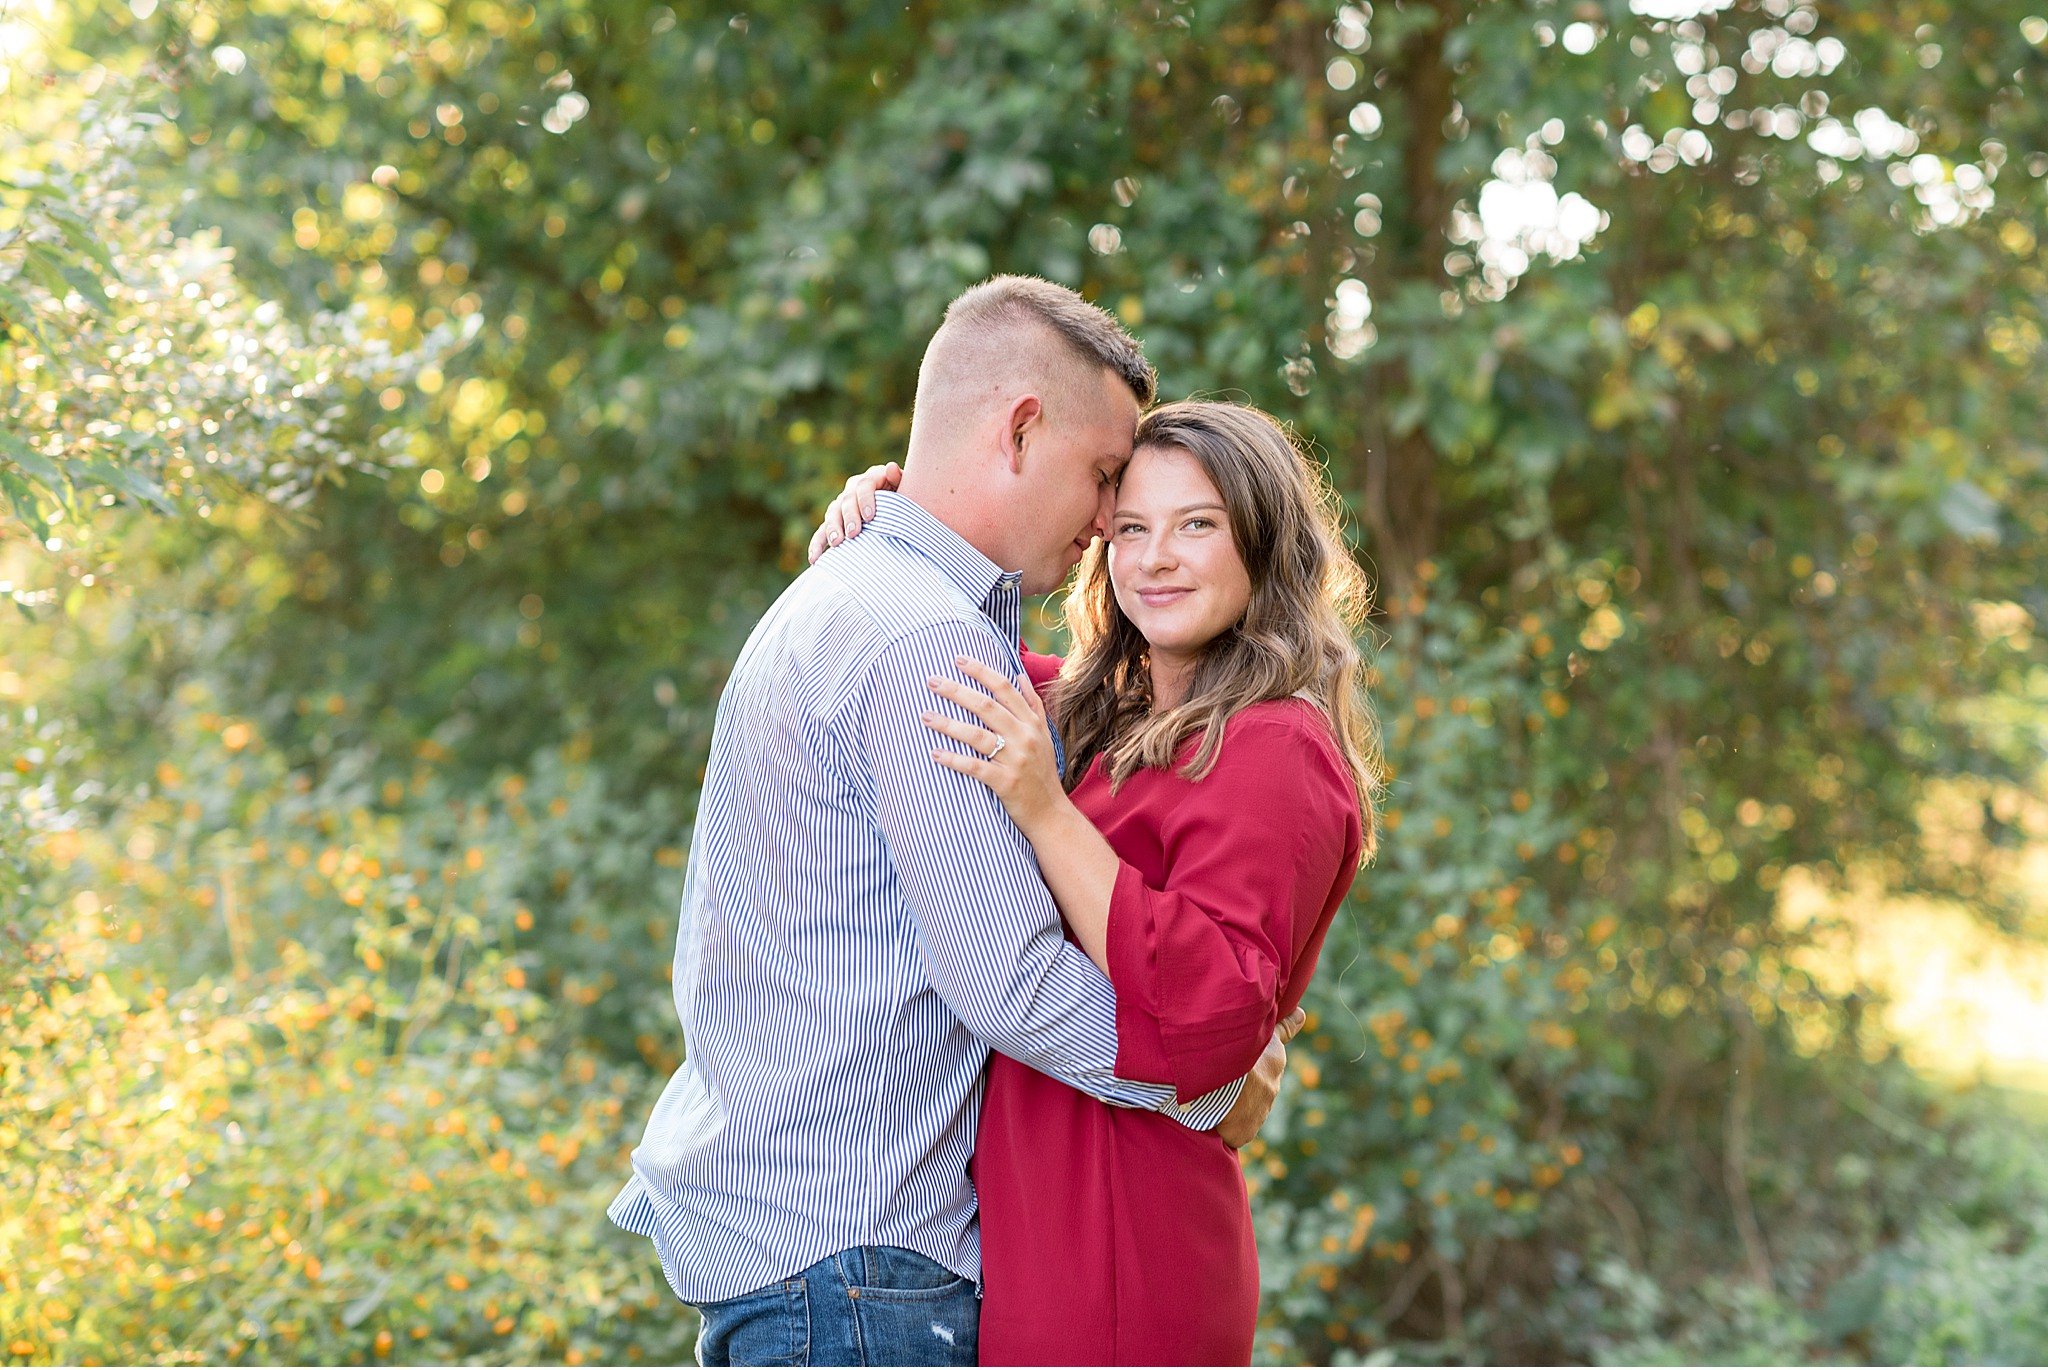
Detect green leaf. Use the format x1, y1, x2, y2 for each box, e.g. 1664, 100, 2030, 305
0, 466, 50, 539
16, 241, 110, 311
82, 456, 175, 512
57, 259, 111, 310
45, 202, 119, 276
0, 275, 54, 351
17, 243, 77, 304
0, 427, 64, 490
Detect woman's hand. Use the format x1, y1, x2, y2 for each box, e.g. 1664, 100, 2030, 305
807, 461, 902, 564
923, 656, 1066, 834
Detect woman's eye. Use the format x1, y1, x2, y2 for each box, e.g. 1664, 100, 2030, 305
1113, 523, 1143, 537
1184, 518, 1213, 532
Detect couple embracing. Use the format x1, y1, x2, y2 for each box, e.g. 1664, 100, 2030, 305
611, 275, 1382, 1366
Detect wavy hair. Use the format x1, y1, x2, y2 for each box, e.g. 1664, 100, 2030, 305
1051, 400, 1384, 859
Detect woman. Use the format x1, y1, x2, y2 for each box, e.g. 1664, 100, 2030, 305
815, 400, 1381, 1365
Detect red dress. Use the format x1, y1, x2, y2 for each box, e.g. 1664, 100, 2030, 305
973, 653, 1363, 1366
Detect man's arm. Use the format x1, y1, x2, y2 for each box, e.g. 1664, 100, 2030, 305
860, 618, 1186, 1110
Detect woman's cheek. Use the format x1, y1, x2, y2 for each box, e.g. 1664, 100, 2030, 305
1207, 546, 1253, 624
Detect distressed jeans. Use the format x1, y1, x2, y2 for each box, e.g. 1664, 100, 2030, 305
692, 1246, 978, 1367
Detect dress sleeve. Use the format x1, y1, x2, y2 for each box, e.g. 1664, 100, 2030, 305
1106, 707, 1361, 1102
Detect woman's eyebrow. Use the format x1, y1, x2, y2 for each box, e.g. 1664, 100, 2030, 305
1110, 502, 1228, 519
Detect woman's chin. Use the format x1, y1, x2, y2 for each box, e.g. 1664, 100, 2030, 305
1134, 624, 1222, 660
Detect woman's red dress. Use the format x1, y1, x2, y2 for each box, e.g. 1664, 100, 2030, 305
973, 654, 1363, 1366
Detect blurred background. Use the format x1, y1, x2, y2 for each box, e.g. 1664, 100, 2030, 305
4, 0, 2046, 1363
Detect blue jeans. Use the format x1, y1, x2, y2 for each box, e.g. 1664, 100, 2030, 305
692, 1246, 978, 1367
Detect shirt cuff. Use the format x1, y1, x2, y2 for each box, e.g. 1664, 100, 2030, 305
1169, 1075, 1245, 1130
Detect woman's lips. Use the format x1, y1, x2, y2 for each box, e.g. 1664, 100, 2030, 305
1135, 587, 1194, 607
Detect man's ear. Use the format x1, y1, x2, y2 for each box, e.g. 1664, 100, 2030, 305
999, 394, 1044, 475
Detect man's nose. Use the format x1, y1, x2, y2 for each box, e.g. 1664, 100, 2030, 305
1090, 487, 1115, 540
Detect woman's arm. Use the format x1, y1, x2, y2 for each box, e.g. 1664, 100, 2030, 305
1009, 790, 1121, 975
924, 657, 1118, 975
1100, 714, 1359, 1099
927, 670, 1360, 1101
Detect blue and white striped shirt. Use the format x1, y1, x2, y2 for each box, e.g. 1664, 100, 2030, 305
610, 492, 1241, 1305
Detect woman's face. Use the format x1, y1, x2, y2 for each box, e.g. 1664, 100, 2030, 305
1106, 444, 1253, 660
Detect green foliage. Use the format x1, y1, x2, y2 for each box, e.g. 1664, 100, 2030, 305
1550, 1093, 2048, 1367
6, 0, 2048, 1363
1, 690, 694, 1365
1844, 1107, 2048, 1364
0, 90, 453, 558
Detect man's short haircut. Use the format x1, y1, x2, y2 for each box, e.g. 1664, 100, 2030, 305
941, 275, 1157, 407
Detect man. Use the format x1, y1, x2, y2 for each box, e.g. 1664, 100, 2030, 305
610, 276, 1289, 1366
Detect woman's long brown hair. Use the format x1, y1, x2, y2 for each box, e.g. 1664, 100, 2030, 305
1051, 400, 1384, 860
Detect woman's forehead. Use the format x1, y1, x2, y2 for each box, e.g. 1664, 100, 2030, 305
1117, 443, 1221, 505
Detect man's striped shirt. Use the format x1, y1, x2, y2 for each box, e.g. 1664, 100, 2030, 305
609, 491, 1240, 1305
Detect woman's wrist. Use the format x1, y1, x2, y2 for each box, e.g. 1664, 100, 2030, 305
1012, 784, 1078, 847
1016, 791, 1120, 975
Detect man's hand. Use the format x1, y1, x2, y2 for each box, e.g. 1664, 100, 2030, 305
1215, 1007, 1308, 1148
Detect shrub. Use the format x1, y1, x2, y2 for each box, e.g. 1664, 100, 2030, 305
0, 699, 694, 1366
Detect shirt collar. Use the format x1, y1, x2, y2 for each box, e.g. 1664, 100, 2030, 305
868, 491, 1025, 645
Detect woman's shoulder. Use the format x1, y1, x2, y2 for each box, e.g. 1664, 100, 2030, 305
1136, 699, 1359, 850
1212, 697, 1357, 801
1218, 694, 1343, 755
1145, 696, 1351, 801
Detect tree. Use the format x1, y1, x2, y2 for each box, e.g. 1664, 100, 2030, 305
30, 0, 2048, 1360
3, 114, 456, 545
